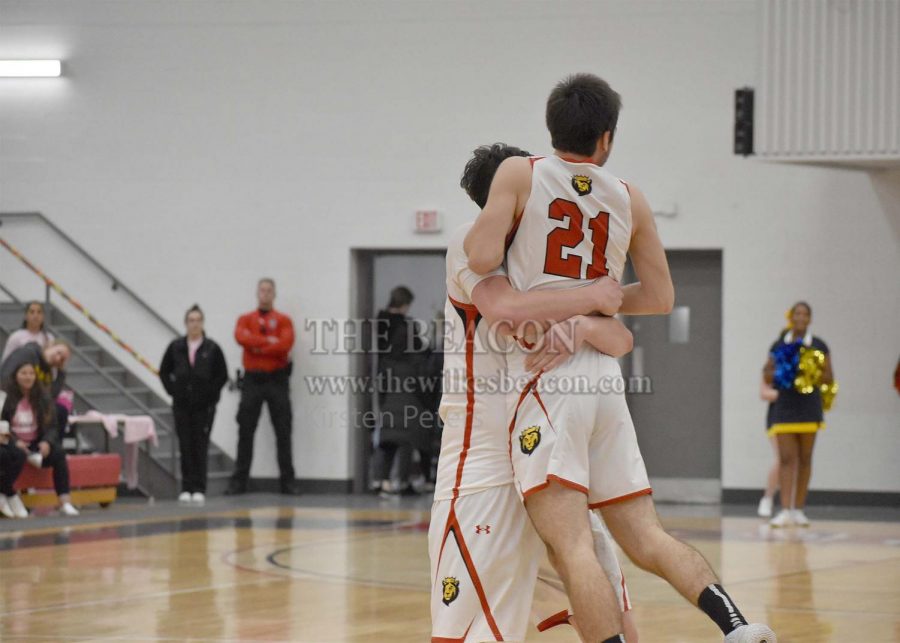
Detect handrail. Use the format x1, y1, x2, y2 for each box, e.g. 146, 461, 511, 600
0, 212, 179, 336
0, 282, 18, 302
0, 236, 160, 375
0, 287, 178, 480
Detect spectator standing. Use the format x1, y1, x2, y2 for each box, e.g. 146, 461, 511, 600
373, 286, 430, 496
1, 362, 78, 516
159, 304, 228, 505
756, 378, 781, 518
0, 301, 55, 364
226, 279, 299, 496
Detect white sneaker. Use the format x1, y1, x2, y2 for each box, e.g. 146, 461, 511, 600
724, 623, 777, 642
26, 452, 43, 468
791, 509, 810, 527
178, 492, 192, 504
59, 502, 80, 517
410, 475, 427, 493
769, 509, 793, 528
0, 495, 13, 519
757, 495, 773, 518
191, 492, 205, 505
8, 494, 29, 519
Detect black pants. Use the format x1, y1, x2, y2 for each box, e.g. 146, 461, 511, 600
174, 404, 215, 493
0, 442, 26, 496
372, 441, 412, 483
232, 370, 295, 485
55, 402, 70, 438
30, 441, 70, 496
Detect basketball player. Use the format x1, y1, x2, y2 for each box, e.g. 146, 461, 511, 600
460, 143, 638, 643
430, 218, 636, 640
464, 75, 776, 643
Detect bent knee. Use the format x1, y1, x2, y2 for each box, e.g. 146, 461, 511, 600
616, 523, 670, 568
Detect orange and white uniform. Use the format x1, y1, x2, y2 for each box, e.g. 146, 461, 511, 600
505, 156, 652, 509
429, 223, 629, 642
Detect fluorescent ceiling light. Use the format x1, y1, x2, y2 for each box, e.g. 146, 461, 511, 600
0, 60, 62, 77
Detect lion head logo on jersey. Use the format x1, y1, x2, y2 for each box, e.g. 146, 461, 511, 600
519, 425, 542, 455
572, 174, 592, 196
442, 577, 460, 605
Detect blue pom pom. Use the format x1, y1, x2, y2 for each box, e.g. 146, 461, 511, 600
772, 341, 801, 390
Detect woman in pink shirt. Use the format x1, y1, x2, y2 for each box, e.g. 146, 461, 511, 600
0, 301, 55, 365
0, 362, 78, 516
0, 392, 28, 519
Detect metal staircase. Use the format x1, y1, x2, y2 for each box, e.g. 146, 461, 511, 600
0, 213, 234, 499
0, 300, 234, 500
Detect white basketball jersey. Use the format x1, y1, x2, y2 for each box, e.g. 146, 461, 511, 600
506, 156, 632, 292
434, 224, 514, 501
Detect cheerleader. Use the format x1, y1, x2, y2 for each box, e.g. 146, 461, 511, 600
762, 302, 836, 527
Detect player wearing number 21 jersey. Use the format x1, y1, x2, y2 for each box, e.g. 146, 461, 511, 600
464, 74, 777, 643
430, 142, 638, 642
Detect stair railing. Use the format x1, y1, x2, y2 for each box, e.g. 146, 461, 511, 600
0, 212, 179, 336
0, 242, 179, 478
0, 236, 162, 375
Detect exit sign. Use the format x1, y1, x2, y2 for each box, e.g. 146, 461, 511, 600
415, 210, 441, 233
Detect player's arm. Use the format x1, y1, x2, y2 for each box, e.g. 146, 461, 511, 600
525, 315, 633, 374
463, 157, 531, 274
579, 316, 633, 358
619, 184, 675, 315
470, 274, 623, 337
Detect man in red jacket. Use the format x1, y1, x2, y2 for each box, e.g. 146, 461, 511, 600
226, 278, 299, 495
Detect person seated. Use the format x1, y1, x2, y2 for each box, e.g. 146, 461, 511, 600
1, 362, 79, 516
0, 416, 28, 519
0, 301, 56, 364
0, 340, 72, 441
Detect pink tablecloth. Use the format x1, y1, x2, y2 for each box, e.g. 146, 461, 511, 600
69, 411, 159, 489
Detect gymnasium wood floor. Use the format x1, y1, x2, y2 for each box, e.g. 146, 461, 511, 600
0, 496, 898, 643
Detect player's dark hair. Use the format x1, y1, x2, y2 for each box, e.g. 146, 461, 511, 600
546, 73, 621, 156
460, 143, 532, 209
388, 286, 414, 308
258, 277, 276, 289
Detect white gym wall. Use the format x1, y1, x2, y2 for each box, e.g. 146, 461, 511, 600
1, 0, 898, 492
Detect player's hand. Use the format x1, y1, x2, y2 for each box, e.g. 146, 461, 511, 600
525, 317, 584, 374
590, 277, 623, 316
38, 441, 51, 457
266, 336, 279, 344
760, 385, 779, 402
16, 439, 29, 452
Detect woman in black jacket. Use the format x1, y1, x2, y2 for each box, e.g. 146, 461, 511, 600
159, 305, 228, 504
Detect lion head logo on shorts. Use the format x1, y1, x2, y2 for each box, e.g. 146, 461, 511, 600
519, 425, 542, 455
441, 577, 460, 605
572, 174, 592, 196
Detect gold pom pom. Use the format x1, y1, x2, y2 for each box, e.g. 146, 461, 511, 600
794, 348, 826, 394
820, 381, 838, 412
